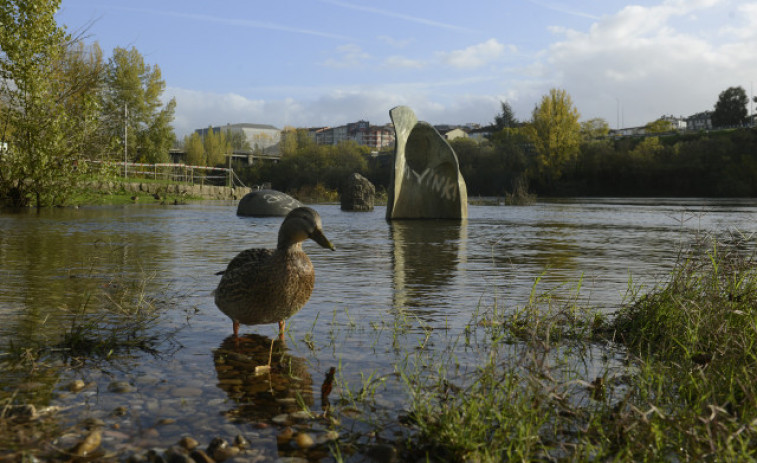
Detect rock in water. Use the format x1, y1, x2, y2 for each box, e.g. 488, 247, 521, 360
340, 173, 375, 211
386, 106, 468, 220
236, 189, 303, 217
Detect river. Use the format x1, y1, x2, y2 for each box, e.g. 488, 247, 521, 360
0, 198, 755, 459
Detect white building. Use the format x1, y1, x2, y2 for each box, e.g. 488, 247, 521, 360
196, 123, 281, 155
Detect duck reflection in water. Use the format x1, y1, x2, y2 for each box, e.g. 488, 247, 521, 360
213, 333, 314, 421
213, 207, 335, 341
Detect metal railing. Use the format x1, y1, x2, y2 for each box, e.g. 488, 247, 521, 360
88, 161, 247, 188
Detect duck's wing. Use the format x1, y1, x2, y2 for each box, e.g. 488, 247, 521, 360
215, 248, 275, 276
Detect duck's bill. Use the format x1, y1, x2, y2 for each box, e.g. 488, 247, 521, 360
311, 229, 336, 251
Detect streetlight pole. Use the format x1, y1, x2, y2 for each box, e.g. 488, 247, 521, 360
124, 103, 128, 178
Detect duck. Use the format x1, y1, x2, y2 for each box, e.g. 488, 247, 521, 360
214, 206, 335, 339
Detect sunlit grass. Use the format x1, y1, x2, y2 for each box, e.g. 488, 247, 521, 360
327, 232, 757, 461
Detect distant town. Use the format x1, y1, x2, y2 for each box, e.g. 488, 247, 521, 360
179, 108, 737, 166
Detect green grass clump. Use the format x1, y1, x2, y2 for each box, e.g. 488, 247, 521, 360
338, 234, 757, 462
602, 233, 757, 460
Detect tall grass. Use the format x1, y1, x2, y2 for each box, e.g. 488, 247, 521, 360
334, 232, 757, 461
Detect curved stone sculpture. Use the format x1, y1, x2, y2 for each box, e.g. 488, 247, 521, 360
236, 189, 303, 217
386, 106, 468, 220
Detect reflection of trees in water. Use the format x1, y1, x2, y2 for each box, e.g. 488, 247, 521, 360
213, 334, 313, 422
1, 208, 171, 347
390, 220, 466, 316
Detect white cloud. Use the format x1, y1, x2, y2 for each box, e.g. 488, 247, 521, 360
377, 35, 414, 49
382, 55, 425, 69
532, 0, 757, 127
320, 44, 371, 69
166, 86, 503, 137
438, 39, 512, 69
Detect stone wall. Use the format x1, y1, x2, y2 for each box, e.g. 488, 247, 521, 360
88, 181, 252, 200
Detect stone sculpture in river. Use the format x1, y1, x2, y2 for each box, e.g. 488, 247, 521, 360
385, 105, 468, 220
236, 189, 303, 217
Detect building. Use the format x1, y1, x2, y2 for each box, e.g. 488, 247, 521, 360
660, 115, 687, 130
196, 123, 282, 156
442, 128, 468, 141
686, 111, 713, 131
311, 120, 395, 150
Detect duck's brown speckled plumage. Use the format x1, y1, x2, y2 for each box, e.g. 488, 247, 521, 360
214, 207, 335, 336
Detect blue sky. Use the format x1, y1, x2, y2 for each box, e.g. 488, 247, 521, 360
56, 0, 757, 137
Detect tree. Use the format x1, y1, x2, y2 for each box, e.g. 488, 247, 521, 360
0, 0, 103, 207
203, 127, 231, 167
183, 132, 205, 166
580, 118, 610, 139
523, 88, 581, 187
712, 86, 748, 128
100, 47, 176, 164
645, 118, 674, 134
493, 101, 518, 130
225, 129, 251, 152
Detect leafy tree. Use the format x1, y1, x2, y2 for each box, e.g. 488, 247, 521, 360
523, 88, 581, 187
712, 86, 748, 128
645, 118, 674, 134
0, 0, 102, 207
580, 118, 610, 139
100, 46, 176, 164
279, 127, 299, 156
203, 127, 231, 167
225, 129, 251, 152
183, 132, 205, 166
493, 101, 518, 130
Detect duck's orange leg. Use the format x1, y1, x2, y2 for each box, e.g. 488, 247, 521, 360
278, 320, 286, 341
233, 320, 240, 337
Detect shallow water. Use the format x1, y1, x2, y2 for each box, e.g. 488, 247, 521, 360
1, 198, 756, 459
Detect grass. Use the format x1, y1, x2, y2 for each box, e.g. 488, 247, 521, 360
3, 225, 757, 461
0, 246, 185, 460
325, 232, 757, 461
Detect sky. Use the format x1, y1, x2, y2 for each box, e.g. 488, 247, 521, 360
55, 0, 757, 138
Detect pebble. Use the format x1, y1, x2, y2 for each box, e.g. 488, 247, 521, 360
108, 381, 134, 393
289, 410, 312, 420
206, 437, 229, 457
366, 443, 399, 463
67, 379, 87, 392
173, 387, 203, 397
69, 430, 102, 457
294, 432, 314, 449
163, 446, 193, 463
233, 434, 249, 449
272, 414, 290, 425
177, 436, 199, 450
212, 445, 240, 462
276, 427, 294, 445
316, 430, 340, 444
156, 418, 176, 426
189, 449, 214, 463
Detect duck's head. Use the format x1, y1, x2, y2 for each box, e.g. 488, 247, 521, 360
277, 207, 336, 251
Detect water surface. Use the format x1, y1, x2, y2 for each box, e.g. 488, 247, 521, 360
1, 198, 755, 458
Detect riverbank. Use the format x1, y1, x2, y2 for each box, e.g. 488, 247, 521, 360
83, 180, 251, 202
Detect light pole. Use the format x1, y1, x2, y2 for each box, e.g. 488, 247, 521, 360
124, 103, 128, 178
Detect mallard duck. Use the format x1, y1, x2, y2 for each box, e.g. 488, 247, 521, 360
214, 207, 335, 338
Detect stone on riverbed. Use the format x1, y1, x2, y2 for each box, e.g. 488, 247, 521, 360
236, 189, 303, 217
340, 173, 375, 211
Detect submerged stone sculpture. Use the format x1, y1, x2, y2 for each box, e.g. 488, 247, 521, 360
236, 189, 303, 217
340, 173, 375, 212
386, 106, 468, 220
